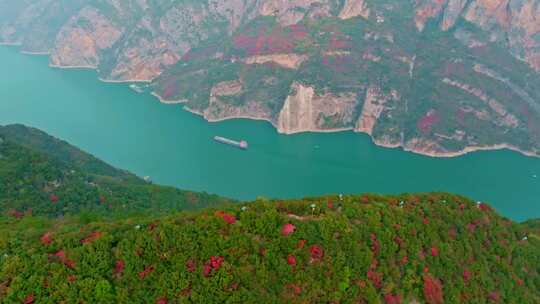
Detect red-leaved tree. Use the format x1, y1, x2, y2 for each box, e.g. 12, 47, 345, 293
423, 275, 444, 304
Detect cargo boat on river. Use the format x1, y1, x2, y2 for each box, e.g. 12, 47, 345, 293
214, 136, 248, 150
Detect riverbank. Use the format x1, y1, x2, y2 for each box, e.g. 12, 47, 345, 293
403, 144, 539, 159
2, 44, 540, 222
7, 45, 539, 160
152, 90, 539, 159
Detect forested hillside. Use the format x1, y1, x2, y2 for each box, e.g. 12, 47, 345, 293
0, 124, 232, 217
0, 125, 538, 303
0, 193, 538, 303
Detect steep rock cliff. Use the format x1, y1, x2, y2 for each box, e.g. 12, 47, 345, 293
50, 6, 122, 67
2, 0, 540, 157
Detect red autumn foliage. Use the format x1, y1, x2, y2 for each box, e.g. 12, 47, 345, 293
68, 275, 77, 283
517, 279, 524, 286
287, 254, 297, 266
9, 209, 24, 219
138, 266, 154, 280
185, 259, 196, 273
282, 223, 296, 236
367, 270, 383, 289
162, 82, 177, 99
80, 231, 103, 244
394, 236, 404, 248
370, 233, 381, 256
423, 275, 444, 304
478, 203, 492, 212
488, 291, 500, 302
361, 196, 370, 204
23, 294, 34, 304
401, 255, 409, 266
203, 256, 224, 277
114, 260, 125, 275
463, 269, 471, 282
210, 256, 224, 269
431, 247, 439, 257
423, 217, 430, 225
448, 228, 458, 240
328, 32, 352, 50
417, 110, 440, 134
384, 293, 402, 304
367, 259, 383, 289
287, 284, 302, 295
327, 200, 334, 209
50, 194, 59, 203
148, 222, 158, 231
40, 232, 53, 246
233, 25, 308, 56
467, 222, 477, 233
203, 263, 212, 277
156, 297, 167, 304
215, 211, 236, 225
309, 245, 324, 262
53, 250, 76, 269
297, 239, 306, 249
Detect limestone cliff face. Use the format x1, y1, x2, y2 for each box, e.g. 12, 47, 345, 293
339, 0, 370, 20
277, 83, 358, 134
258, 0, 332, 26
414, 0, 540, 72
355, 87, 391, 135
50, 6, 122, 67
2, 0, 540, 157
242, 53, 309, 69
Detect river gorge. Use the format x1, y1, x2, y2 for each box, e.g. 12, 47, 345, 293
1, 46, 539, 221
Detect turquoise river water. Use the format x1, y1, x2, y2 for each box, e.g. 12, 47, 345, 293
1, 46, 539, 221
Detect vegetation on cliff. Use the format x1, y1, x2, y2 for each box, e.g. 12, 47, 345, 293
1, 0, 540, 156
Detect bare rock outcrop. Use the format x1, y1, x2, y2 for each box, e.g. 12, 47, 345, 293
203, 80, 275, 122
355, 87, 391, 135
258, 0, 331, 26
277, 82, 358, 134
339, 0, 370, 20
414, 0, 540, 71
50, 6, 122, 68
242, 53, 309, 69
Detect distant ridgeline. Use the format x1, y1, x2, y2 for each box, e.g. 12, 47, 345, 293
0, 124, 232, 217
0, 125, 539, 303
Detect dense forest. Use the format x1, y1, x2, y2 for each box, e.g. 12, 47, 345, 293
0, 124, 539, 303
0, 124, 232, 218
1, 193, 539, 303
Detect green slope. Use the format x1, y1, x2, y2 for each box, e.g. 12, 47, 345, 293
0, 124, 233, 217
0, 194, 538, 303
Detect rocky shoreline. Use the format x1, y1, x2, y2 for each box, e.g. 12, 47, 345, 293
4, 44, 538, 159
167, 92, 539, 159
